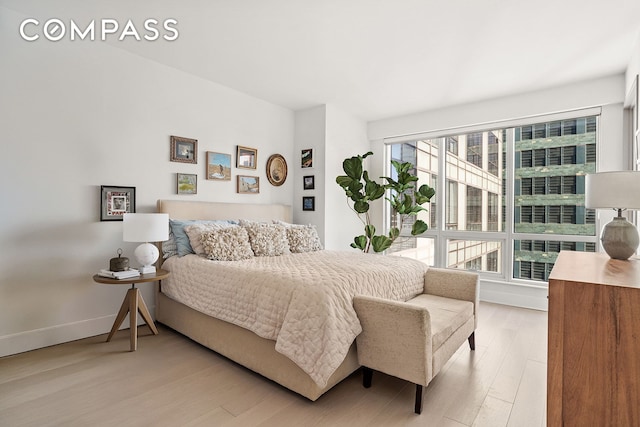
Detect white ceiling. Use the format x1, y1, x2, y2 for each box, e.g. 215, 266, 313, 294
4, 0, 640, 121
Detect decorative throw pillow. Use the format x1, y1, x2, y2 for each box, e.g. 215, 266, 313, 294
169, 219, 236, 256
161, 230, 178, 259
184, 222, 238, 256
239, 220, 289, 256
286, 225, 323, 253
201, 227, 254, 261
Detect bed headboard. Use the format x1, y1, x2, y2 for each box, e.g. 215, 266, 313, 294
156, 199, 292, 223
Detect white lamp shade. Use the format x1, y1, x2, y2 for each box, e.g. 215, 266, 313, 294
585, 171, 640, 209
123, 213, 169, 243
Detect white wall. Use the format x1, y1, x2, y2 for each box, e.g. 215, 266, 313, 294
324, 105, 371, 250
293, 104, 370, 250
625, 31, 640, 95
293, 106, 326, 241
0, 6, 294, 356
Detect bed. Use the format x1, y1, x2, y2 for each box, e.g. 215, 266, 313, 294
155, 199, 429, 400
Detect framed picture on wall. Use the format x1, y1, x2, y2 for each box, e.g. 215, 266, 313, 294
302, 196, 315, 211
303, 175, 315, 190
100, 185, 135, 221
237, 175, 260, 194
206, 151, 232, 180
236, 146, 257, 169
177, 173, 197, 194
266, 154, 288, 186
301, 148, 313, 168
170, 135, 198, 164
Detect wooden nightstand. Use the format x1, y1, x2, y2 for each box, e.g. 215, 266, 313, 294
93, 269, 170, 351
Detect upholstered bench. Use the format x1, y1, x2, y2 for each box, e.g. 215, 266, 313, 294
353, 268, 479, 414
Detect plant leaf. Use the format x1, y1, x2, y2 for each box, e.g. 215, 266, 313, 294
411, 220, 429, 235
354, 200, 369, 213
418, 184, 435, 199
365, 224, 375, 238
388, 227, 400, 240
343, 156, 363, 180
336, 175, 352, 188
352, 235, 367, 251
371, 235, 393, 253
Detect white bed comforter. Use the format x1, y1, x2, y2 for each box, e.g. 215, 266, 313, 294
161, 250, 428, 387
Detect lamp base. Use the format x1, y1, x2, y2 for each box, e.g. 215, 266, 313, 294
138, 265, 157, 274
134, 242, 159, 273
601, 216, 639, 260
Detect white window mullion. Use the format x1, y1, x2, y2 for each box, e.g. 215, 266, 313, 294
505, 127, 515, 283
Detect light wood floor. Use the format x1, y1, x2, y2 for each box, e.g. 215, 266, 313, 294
0, 302, 547, 427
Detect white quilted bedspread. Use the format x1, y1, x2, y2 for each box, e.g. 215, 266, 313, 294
161, 250, 428, 387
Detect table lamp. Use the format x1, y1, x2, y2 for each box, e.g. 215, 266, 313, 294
585, 171, 640, 260
123, 213, 169, 273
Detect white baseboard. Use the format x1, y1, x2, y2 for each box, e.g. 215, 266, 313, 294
0, 306, 156, 358
480, 279, 548, 311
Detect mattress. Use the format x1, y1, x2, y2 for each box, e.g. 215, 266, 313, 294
161, 250, 428, 387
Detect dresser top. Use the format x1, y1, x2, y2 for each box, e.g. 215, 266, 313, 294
549, 251, 640, 289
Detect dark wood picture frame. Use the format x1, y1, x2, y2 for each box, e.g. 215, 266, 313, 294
266, 154, 288, 186
170, 135, 198, 164
100, 185, 135, 221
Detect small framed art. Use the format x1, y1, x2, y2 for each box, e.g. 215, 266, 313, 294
177, 173, 197, 194
303, 175, 315, 190
301, 149, 313, 168
170, 135, 198, 164
206, 151, 232, 180
302, 196, 315, 211
100, 185, 135, 221
266, 154, 288, 186
237, 175, 260, 194
236, 146, 257, 169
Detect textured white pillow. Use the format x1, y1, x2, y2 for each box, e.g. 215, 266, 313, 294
201, 227, 254, 261
240, 220, 289, 257
286, 225, 323, 253
184, 222, 238, 256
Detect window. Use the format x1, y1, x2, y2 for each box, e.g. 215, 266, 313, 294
466, 133, 483, 167
446, 180, 458, 230
446, 136, 458, 155
466, 186, 482, 231
487, 193, 499, 231
387, 113, 598, 283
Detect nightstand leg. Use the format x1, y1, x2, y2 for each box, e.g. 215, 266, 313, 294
129, 288, 138, 351
107, 291, 131, 343
137, 293, 158, 335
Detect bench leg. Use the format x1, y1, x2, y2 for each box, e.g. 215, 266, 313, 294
468, 332, 475, 350
415, 384, 423, 414
363, 367, 373, 388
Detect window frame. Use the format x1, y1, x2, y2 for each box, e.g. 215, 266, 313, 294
383, 107, 601, 286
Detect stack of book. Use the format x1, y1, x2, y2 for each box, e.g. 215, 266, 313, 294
98, 268, 140, 279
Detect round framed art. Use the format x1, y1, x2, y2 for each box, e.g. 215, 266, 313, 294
266, 154, 288, 186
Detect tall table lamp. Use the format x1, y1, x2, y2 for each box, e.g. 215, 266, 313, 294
585, 171, 640, 260
123, 213, 169, 274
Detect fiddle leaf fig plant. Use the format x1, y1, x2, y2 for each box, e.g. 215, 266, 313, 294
336, 152, 435, 253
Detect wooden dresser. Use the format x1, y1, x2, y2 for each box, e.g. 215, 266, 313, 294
547, 251, 640, 426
